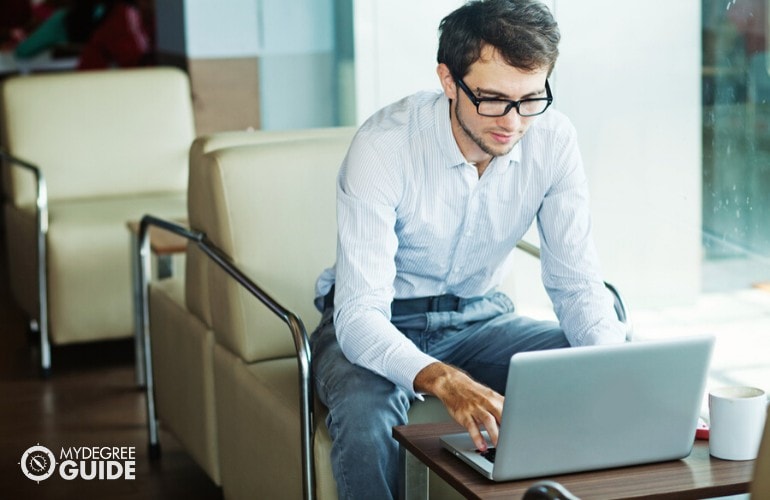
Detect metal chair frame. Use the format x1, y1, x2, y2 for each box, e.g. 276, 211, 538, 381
136, 215, 315, 498
1, 149, 51, 376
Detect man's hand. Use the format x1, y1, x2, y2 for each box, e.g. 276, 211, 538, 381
414, 362, 504, 451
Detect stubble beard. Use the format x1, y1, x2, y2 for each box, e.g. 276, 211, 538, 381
454, 99, 518, 159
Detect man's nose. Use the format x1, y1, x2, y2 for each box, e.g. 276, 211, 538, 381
496, 109, 523, 130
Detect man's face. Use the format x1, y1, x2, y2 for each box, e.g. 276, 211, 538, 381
438, 45, 550, 168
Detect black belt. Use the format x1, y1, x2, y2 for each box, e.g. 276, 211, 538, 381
323, 286, 462, 316
391, 294, 462, 315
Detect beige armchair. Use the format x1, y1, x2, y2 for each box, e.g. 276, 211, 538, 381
143, 127, 360, 487
139, 131, 462, 499
0, 67, 195, 376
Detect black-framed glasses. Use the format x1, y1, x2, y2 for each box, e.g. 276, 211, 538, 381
455, 78, 553, 117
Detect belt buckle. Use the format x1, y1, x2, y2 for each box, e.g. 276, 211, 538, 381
431, 294, 458, 312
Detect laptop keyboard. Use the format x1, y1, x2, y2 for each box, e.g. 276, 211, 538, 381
479, 447, 496, 463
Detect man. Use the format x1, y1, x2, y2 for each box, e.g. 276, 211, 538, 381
311, 0, 627, 497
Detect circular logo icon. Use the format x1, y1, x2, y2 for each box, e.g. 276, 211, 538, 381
20, 445, 57, 482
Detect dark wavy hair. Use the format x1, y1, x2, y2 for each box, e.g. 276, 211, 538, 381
437, 0, 560, 79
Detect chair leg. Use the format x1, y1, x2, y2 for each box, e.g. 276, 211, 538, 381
131, 230, 146, 387
5, 152, 52, 378
138, 225, 161, 460
142, 320, 161, 459
144, 346, 161, 460
26, 306, 50, 378
39, 322, 51, 379
36, 195, 52, 378
37, 261, 51, 379
148, 440, 161, 459
27, 319, 38, 344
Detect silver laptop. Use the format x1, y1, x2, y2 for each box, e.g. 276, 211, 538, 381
440, 335, 714, 481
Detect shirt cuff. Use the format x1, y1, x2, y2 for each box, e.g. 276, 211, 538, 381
387, 349, 439, 400
578, 323, 627, 345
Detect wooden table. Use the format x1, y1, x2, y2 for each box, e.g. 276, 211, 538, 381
393, 422, 754, 499
126, 220, 188, 278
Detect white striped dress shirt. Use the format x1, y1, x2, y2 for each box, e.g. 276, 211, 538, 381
315, 90, 625, 396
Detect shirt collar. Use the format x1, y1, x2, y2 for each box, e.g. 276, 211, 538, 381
434, 93, 521, 171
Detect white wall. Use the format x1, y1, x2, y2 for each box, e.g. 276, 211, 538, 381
552, 0, 702, 309
352, 0, 703, 312
353, 0, 465, 123
353, 0, 553, 122
185, 0, 261, 57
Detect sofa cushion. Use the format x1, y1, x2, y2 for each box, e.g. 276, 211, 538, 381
184, 127, 356, 329
5, 191, 185, 344
203, 135, 354, 362
230, 356, 456, 500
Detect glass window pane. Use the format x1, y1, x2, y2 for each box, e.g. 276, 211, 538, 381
703, 0, 770, 281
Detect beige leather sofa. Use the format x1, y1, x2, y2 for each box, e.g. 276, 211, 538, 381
141, 128, 465, 499
145, 127, 361, 487
0, 67, 195, 376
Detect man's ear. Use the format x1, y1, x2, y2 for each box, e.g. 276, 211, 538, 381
436, 63, 456, 99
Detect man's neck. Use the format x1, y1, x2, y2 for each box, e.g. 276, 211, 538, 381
474, 160, 490, 177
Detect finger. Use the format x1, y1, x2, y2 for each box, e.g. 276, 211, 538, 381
487, 391, 505, 423
486, 389, 505, 424
478, 412, 500, 446
466, 420, 488, 451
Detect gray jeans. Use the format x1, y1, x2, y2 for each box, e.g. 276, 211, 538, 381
310, 291, 569, 500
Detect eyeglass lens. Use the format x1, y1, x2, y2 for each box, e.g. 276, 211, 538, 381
477, 99, 549, 117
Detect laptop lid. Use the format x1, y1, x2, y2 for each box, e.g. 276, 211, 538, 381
440, 335, 714, 481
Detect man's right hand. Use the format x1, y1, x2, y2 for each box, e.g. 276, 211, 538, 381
413, 361, 504, 451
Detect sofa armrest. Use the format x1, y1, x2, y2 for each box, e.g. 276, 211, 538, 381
0, 148, 51, 373
0, 149, 48, 220
136, 214, 315, 500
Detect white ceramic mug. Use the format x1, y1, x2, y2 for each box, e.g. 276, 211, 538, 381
709, 386, 768, 461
